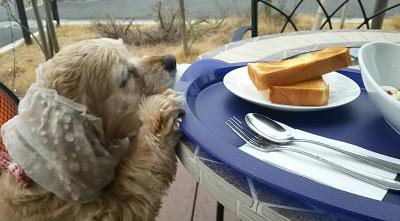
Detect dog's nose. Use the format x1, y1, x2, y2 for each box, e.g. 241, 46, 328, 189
162, 54, 176, 71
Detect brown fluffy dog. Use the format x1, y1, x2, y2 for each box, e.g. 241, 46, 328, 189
0, 38, 183, 220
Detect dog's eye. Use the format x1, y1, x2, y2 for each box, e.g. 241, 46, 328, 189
120, 67, 131, 88
120, 66, 141, 88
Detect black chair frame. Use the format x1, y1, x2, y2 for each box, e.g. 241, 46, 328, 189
232, 0, 400, 42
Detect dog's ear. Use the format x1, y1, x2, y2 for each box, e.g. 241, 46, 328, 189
42, 40, 122, 105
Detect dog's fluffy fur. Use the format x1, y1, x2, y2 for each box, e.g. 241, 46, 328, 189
0, 38, 183, 221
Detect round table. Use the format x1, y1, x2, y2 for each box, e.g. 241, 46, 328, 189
176, 30, 400, 221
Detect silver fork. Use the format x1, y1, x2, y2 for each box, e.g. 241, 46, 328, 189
226, 116, 400, 191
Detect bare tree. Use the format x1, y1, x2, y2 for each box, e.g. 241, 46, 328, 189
340, 3, 348, 29
312, 0, 327, 30
44, 0, 59, 53
372, 0, 389, 29
31, 0, 59, 60
1, 0, 48, 58
31, 0, 50, 59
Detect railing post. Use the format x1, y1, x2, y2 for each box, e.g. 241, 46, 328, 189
15, 0, 32, 45
371, 0, 388, 29
251, 0, 258, 37
51, 0, 60, 26
216, 202, 224, 221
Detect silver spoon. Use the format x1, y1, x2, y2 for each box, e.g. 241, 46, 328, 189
245, 113, 400, 174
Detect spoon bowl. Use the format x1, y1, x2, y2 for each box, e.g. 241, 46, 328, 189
245, 113, 292, 143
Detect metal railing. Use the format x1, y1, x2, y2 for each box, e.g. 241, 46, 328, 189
233, 0, 400, 41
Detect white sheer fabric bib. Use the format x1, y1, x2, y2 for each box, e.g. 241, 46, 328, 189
1, 65, 129, 203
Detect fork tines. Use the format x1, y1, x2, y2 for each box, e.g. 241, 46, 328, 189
226, 116, 264, 146
230, 117, 264, 140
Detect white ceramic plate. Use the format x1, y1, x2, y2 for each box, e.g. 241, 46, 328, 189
223, 66, 361, 111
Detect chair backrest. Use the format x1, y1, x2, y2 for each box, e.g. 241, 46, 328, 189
0, 84, 19, 151
249, 0, 400, 37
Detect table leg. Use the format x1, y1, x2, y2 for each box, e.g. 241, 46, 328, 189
190, 182, 199, 221
216, 202, 224, 221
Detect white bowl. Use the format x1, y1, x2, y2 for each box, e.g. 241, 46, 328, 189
359, 41, 400, 134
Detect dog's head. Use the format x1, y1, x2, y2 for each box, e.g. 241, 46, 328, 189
0, 38, 179, 202
42, 38, 177, 139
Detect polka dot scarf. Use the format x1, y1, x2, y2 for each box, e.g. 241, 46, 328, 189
1, 66, 129, 203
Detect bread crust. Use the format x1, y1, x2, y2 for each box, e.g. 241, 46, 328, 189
269, 78, 329, 106
248, 48, 351, 90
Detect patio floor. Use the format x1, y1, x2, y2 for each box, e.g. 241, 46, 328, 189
157, 160, 241, 221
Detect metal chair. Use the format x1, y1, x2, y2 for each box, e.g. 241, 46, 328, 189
0, 83, 19, 151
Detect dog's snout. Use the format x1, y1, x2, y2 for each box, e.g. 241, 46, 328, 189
162, 54, 176, 71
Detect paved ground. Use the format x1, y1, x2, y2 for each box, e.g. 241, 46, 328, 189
157, 161, 240, 221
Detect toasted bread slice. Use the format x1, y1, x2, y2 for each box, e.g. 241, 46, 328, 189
248, 48, 351, 90
269, 77, 329, 106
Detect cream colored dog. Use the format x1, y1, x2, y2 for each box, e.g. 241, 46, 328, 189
0, 38, 183, 220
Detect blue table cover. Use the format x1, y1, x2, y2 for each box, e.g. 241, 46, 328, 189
176, 59, 400, 221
